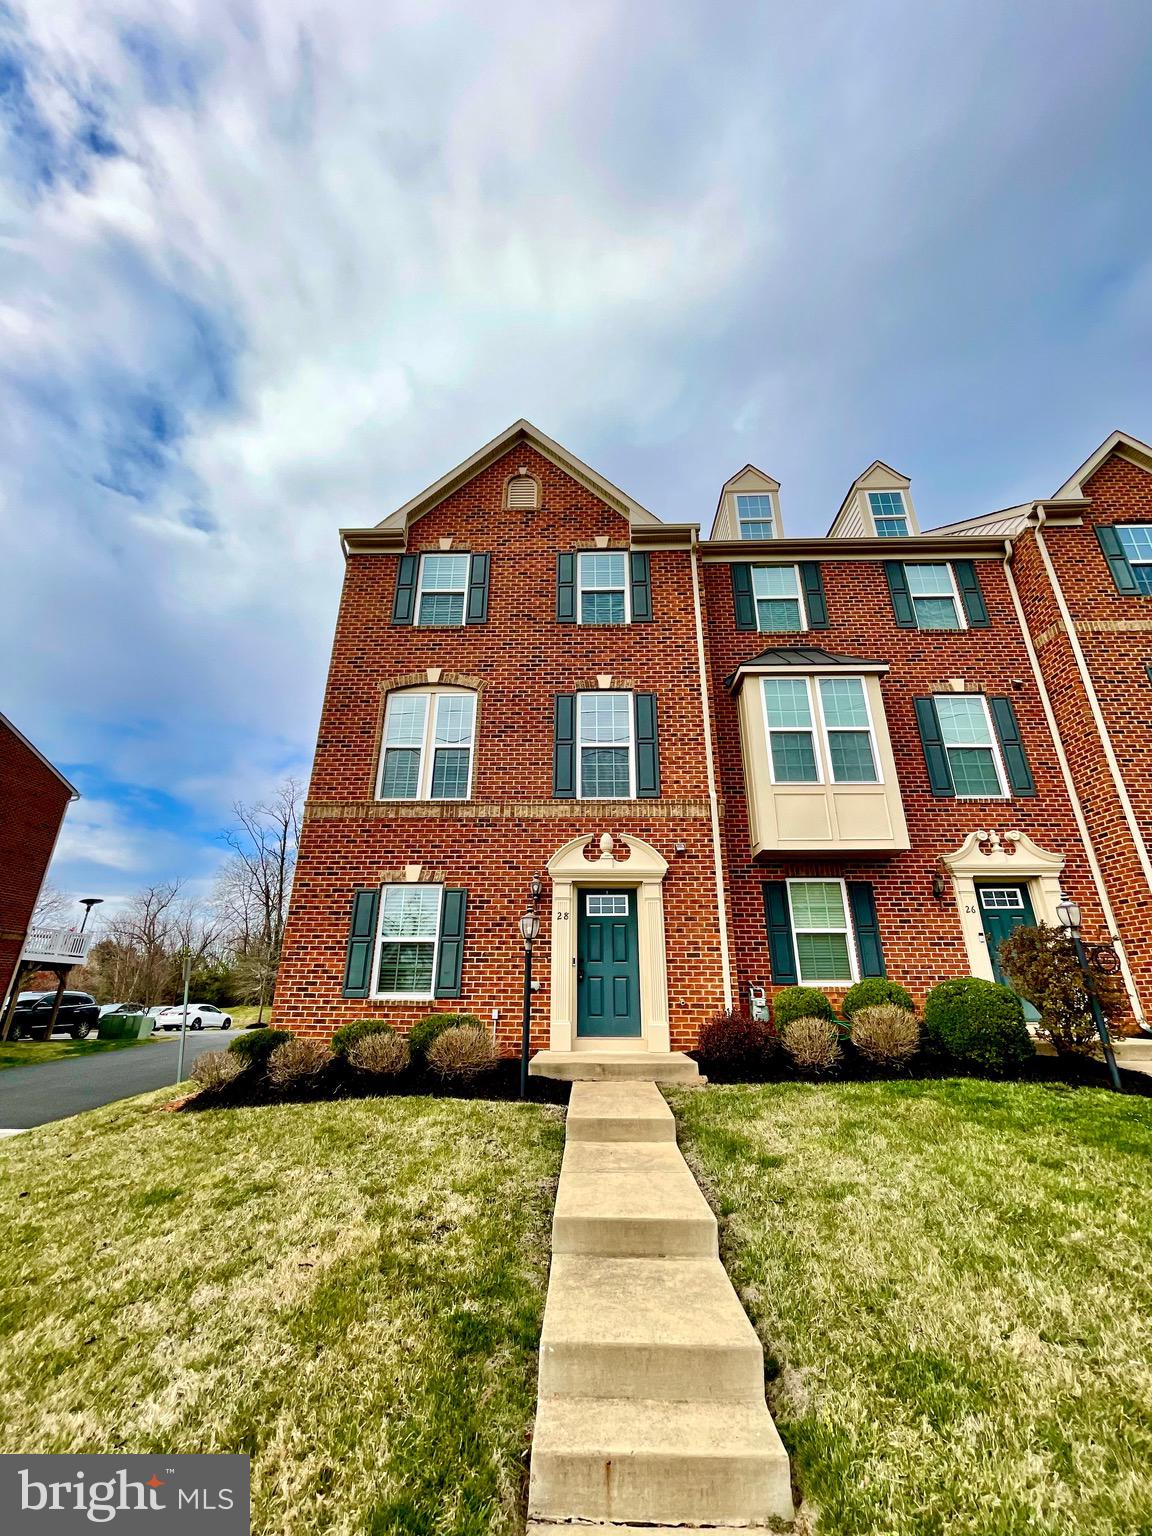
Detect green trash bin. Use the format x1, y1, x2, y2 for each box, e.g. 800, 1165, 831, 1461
98, 1012, 154, 1041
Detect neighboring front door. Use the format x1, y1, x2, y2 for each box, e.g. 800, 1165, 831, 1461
977, 883, 1040, 1020
577, 890, 641, 1038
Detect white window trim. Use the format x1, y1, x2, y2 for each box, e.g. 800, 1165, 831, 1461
1116, 526, 1152, 587
752, 564, 807, 633
868, 489, 911, 537
577, 551, 631, 625
786, 877, 860, 986
736, 492, 776, 540
906, 561, 966, 631
761, 675, 882, 787
376, 688, 476, 802
576, 690, 636, 801
370, 883, 443, 1001
414, 553, 469, 627
935, 693, 1010, 800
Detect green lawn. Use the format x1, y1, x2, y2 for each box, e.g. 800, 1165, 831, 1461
669, 1079, 1152, 1536
0, 1091, 565, 1535
0, 1037, 152, 1071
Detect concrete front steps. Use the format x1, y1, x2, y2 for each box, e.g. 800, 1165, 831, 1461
529, 1050, 703, 1084
528, 1082, 793, 1529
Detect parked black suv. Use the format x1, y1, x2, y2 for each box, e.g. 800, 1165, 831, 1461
11, 991, 101, 1040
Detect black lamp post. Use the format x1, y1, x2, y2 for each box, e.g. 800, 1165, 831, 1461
1056, 897, 1122, 1092
518, 875, 544, 1099
78, 897, 103, 933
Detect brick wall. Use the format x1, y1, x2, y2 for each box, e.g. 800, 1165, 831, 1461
0, 719, 74, 1004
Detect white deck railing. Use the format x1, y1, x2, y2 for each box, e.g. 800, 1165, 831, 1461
21, 927, 95, 966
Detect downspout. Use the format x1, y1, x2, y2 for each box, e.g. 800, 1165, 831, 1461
689, 533, 734, 1009
1003, 531, 1145, 1024
1032, 508, 1152, 904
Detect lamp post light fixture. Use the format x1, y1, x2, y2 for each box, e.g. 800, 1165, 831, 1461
78, 897, 104, 933
519, 904, 542, 1100
1056, 896, 1122, 1092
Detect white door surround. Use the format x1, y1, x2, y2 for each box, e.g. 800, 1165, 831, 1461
546, 833, 671, 1054
940, 828, 1066, 982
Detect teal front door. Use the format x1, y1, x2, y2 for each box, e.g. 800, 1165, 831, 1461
977, 883, 1040, 1020
577, 890, 641, 1038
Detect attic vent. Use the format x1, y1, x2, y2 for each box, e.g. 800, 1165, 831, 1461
507, 474, 539, 510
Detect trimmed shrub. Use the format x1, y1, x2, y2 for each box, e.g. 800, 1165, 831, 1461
850, 1004, 919, 1065
189, 1050, 243, 1093
267, 1036, 332, 1089
410, 1012, 483, 1057
696, 1007, 771, 1067
426, 1024, 499, 1081
226, 1027, 291, 1064
773, 986, 836, 1030
331, 1018, 394, 1059
349, 1030, 411, 1077
781, 1016, 841, 1073
842, 977, 915, 1020
922, 977, 1033, 1075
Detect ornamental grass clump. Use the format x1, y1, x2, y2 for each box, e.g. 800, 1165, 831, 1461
696, 1007, 773, 1069
189, 1050, 244, 1093
850, 1004, 920, 1065
781, 1016, 842, 1073
267, 1036, 332, 1089
348, 1029, 411, 1077
426, 1024, 499, 1081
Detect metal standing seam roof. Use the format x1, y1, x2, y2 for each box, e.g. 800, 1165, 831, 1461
723, 646, 890, 691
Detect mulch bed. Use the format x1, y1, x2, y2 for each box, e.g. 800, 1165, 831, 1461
183, 1056, 571, 1111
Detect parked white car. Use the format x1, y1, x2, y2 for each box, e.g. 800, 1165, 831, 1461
154, 1003, 233, 1032
98, 1001, 146, 1017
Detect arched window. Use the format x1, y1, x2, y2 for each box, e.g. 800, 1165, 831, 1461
377, 688, 476, 801
506, 474, 539, 509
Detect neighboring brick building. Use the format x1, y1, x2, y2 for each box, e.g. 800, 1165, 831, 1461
276, 421, 1152, 1059
0, 713, 78, 1017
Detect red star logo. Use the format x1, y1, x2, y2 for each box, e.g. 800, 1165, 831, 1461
146, 1476, 164, 1489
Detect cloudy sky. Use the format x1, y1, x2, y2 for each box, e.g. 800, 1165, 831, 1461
4, 0, 1151, 912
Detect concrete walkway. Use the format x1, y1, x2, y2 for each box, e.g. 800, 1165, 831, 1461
528, 1081, 793, 1529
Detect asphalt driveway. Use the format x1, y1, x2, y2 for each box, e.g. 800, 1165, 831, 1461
0, 1030, 229, 1130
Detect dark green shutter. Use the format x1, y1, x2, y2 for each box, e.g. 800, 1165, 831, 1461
953, 560, 989, 627
342, 888, 380, 998
630, 551, 653, 622
1096, 526, 1141, 595
761, 882, 798, 986
557, 553, 576, 622
635, 693, 660, 797
553, 695, 576, 798
914, 697, 955, 797
731, 564, 757, 630
391, 554, 419, 625
884, 561, 916, 627
847, 883, 886, 978
799, 562, 828, 629
465, 554, 490, 624
435, 890, 467, 998
989, 696, 1036, 797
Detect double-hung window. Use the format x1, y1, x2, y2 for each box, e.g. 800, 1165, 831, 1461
737, 494, 775, 540
416, 553, 470, 625
869, 491, 910, 537
374, 885, 442, 996
787, 880, 858, 984
752, 565, 804, 631
905, 563, 963, 629
933, 695, 1007, 798
1115, 527, 1152, 594
578, 552, 628, 624
577, 692, 634, 798
378, 690, 476, 800
762, 676, 879, 784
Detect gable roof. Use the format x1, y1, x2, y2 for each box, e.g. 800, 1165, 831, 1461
724, 646, 890, 691
374, 419, 662, 532
1050, 429, 1152, 500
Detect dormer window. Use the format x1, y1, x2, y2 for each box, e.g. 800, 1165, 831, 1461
737, 494, 775, 539
869, 491, 910, 537
507, 474, 540, 510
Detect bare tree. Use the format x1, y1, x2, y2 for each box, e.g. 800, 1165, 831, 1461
217, 777, 303, 986
31, 882, 73, 928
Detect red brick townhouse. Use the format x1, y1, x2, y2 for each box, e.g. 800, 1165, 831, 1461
275, 421, 1151, 1061
0, 713, 79, 1031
